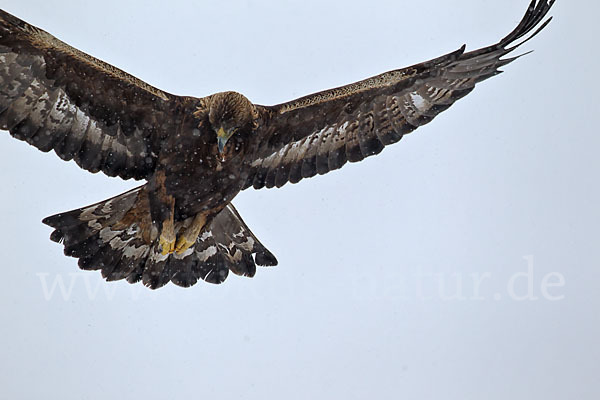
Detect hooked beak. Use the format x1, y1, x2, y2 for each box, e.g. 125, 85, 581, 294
217, 126, 233, 155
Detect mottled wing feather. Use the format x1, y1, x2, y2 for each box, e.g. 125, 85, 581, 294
245, 0, 554, 189
0, 9, 193, 180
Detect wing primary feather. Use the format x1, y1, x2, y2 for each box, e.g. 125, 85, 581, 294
0, 8, 191, 181
246, 2, 553, 189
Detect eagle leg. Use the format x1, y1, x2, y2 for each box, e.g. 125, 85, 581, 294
175, 212, 208, 254
158, 201, 176, 255
148, 171, 177, 255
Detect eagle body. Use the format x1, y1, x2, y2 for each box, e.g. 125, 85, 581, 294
151, 93, 256, 220
0, 1, 555, 289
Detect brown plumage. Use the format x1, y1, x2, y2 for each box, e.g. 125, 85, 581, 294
0, 1, 554, 289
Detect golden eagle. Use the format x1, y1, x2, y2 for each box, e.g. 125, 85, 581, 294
0, 1, 554, 289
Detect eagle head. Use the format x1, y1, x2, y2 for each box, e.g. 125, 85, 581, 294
204, 91, 257, 155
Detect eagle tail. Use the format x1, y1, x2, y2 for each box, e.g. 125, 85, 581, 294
42, 187, 277, 289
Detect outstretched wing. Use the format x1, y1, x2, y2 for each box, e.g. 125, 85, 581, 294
245, 0, 554, 189
0, 9, 196, 180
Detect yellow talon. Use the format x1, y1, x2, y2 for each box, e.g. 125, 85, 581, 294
175, 236, 196, 254
159, 234, 176, 255
174, 212, 207, 255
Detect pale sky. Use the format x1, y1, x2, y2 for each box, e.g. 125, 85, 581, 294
1, 1, 598, 399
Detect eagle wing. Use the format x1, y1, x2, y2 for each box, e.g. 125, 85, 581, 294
245, 0, 554, 189
0, 9, 195, 180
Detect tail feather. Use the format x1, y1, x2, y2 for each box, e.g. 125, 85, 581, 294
43, 187, 277, 289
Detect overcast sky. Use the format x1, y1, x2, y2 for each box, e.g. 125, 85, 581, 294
1, 1, 598, 399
